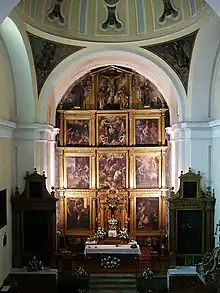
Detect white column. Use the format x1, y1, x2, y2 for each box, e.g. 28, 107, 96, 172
14, 123, 59, 191
167, 122, 212, 191
210, 120, 220, 245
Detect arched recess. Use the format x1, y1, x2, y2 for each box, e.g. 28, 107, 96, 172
188, 12, 220, 121
210, 40, 220, 120
39, 47, 186, 126
0, 17, 35, 123
0, 34, 15, 120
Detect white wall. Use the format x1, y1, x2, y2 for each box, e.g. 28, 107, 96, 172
0, 36, 15, 287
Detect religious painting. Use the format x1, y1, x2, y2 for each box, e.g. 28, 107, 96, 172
65, 156, 90, 189
135, 155, 160, 188
136, 197, 159, 231
135, 118, 159, 145
65, 119, 89, 146
66, 197, 90, 230
97, 150, 127, 189
97, 113, 128, 146
177, 210, 203, 254
96, 69, 130, 110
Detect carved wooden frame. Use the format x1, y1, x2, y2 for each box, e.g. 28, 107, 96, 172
129, 189, 167, 238
129, 147, 167, 189
63, 110, 95, 146
130, 109, 165, 146
62, 148, 96, 189
96, 111, 129, 146
60, 190, 95, 236
97, 148, 129, 189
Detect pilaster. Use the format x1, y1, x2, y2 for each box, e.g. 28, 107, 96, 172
209, 119, 220, 244
14, 123, 59, 190
166, 122, 212, 191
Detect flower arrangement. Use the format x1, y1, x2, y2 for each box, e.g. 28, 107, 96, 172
117, 227, 129, 240
142, 268, 154, 280
95, 227, 106, 240
101, 256, 120, 269
73, 266, 88, 278
26, 256, 43, 272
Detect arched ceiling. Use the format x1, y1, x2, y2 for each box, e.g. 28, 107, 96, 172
14, 0, 209, 43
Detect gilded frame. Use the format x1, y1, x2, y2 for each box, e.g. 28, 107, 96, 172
63, 149, 96, 189
97, 148, 129, 189
130, 190, 163, 237
130, 110, 163, 146
130, 148, 164, 189
96, 111, 128, 146
175, 208, 205, 256
63, 191, 95, 236
63, 111, 95, 146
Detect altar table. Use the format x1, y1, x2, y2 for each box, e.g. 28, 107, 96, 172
84, 244, 140, 272
84, 244, 141, 255
167, 267, 208, 293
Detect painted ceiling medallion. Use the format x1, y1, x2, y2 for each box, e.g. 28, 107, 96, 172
159, 0, 179, 24
101, 0, 123, 31
47, 0, 65, 25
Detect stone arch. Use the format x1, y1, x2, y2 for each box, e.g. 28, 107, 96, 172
188, 13, 220, 121
39, 47, 186, 126
0, 17, 35, 123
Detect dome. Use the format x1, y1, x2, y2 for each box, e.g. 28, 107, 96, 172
14, 0, 210, 43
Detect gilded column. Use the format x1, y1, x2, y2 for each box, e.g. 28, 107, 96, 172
161, 148, 166, 188
58, 111, 64, 146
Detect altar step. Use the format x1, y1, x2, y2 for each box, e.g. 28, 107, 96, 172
89, 273, 137, 293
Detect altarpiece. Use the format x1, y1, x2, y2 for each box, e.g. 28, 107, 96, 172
56, 65, 169, 252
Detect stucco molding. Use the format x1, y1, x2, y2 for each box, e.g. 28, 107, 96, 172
167, 122, 212, 140
0, 118, 16, 139
209, 119, 220, 138
15, 123, 59, 141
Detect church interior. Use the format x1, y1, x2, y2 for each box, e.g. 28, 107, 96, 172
1, 0, 220, 292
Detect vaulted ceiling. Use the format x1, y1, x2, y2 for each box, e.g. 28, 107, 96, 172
14, 0, 210, 43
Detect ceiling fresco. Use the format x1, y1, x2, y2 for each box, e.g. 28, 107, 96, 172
15, 0, 209, 43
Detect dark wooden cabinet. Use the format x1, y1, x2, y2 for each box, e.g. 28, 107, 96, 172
168, 168, 215, 266
12, 169, 57, 267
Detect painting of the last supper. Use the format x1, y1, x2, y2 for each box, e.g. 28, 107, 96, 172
98, 152, 127, 189
66, 156, 90, 188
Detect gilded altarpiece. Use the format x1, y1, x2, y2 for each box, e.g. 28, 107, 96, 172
56, 65, 169, 247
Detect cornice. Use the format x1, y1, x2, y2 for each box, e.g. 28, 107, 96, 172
0, 119, 16, 139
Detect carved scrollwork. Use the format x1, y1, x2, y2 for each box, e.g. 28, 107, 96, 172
197, 247, 220, 284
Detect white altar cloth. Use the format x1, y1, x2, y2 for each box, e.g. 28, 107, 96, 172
84, 244, 141, 255
167, 266, 197, 291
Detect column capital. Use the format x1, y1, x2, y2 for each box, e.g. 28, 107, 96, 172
166, 121, 211, 141
14, 123, 59, 141
0, 118, 16, 139
209, 119, 220, 138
